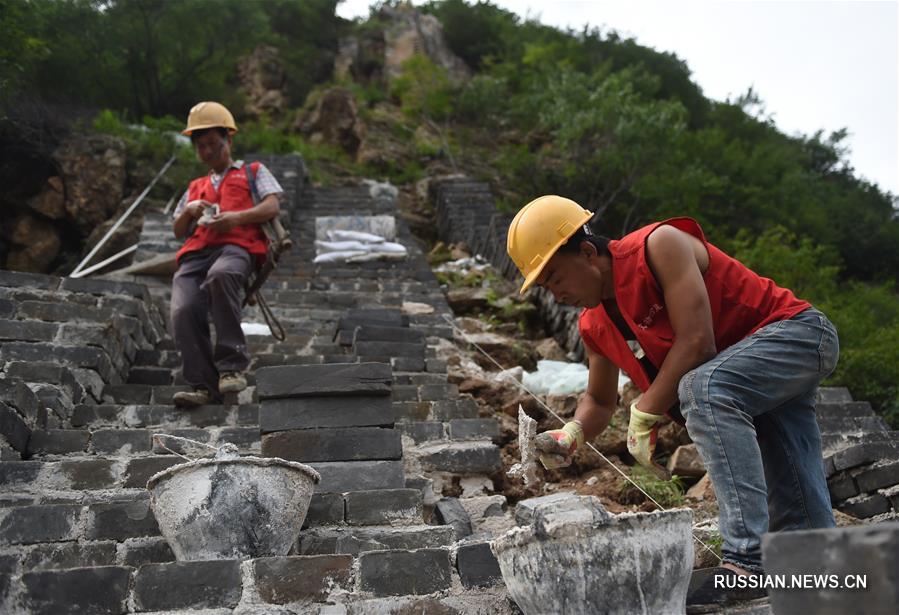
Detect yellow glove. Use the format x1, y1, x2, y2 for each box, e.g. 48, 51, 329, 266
627, 401, 663, 467
535, 421, 585, 469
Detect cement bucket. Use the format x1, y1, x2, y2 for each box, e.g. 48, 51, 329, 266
491, 496, 693, 615
147, 438, 320, 561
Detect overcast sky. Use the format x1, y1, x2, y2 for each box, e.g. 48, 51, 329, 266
338, 0, 898, 198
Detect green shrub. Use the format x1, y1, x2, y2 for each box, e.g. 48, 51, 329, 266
619, 465, 687, 508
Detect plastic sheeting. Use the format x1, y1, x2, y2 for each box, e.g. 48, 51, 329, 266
523, 360, 631, 395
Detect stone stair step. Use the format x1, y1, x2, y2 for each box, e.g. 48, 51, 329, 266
255, 362, 392, 399
72, 403, 259, 430
259, 395, 394, 433
822, 430, 899, 454
417, 441, 503, 474
825, 437, 899, 475
296, 525, 454, 556
126, 366, 173, 386
262, 427, 402, 462
815, 401, 877, 420
310, 460, 405, 493
816, 387, 853, 403
817, 416, 888, 435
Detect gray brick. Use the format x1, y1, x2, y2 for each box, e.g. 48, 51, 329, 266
22, 566, 131, 614
831, 441, 899, 472
256, 362, 392, 399
0, 379, 39, 421
119, 537, 175, 567
298, 526, 454, 556
853, 460, 899, 492
815, 387, 853, 403
123, 457, 182, 488
303, 493, 345, 527
134, 560, 242, 611
71, 405, 120, 427
338, 310, 409, 331
127, 366, 172, 385
456, 541, 503, 588
355, 325, 425, 343
262, 427, 402, 462
419, 383, 458, 401
254, 555, 353, 603
389, 356, 426, 372
827, 472, 858, 501
87, 499, 159, 540
432, 398, 479, 420
763, 523, 899, 615
22, 542, 117, 571
419, 442, 502, 474
397, 421, 445, 443
449, 418, 500, 441
58, 459, 117, 489
0, 318, 59, 342
0, 504, 81, 544
27, 430, 90, 456
0, 402, 31, 452
150, 429, 210, 455
103, 384, 150, 404
355, 341, 425, 360
816, 401, 876, 420
435, 498, 472, 539
0, 298, 15, 318
426, 358, 448, 373
839, 492, 891, 518
260, 395, 394, 433
60, 277, 146, 298
0, 270, 58, 290
358, 549, 452, 596
218, 427, 259, 449
311, 460, 405, 493
345, 489, 422, 526
392, 401, 431, 421
0, 460, 42, 487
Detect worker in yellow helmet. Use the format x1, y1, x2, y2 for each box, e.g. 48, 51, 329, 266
170, 102, 283, 407
507, 195, 838, 608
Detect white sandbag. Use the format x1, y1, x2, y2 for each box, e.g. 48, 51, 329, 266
327, 229, 385, 243
314, 240, 370, 253
313, 250, 367, 263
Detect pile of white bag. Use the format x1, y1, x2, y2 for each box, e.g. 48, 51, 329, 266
313, 229, 407, 264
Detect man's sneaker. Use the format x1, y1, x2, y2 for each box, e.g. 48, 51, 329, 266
687, 567, 767, 612
218, 372, 247, 394
172, 388, 212, 408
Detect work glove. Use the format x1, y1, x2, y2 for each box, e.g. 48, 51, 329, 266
535, 421, 585, 469
627, 400, 664, 468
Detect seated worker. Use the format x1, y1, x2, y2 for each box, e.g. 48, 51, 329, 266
170, 101, 283, 407
507, 195, 839, 607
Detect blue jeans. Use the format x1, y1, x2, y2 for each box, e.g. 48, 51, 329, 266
678, 307, 839, 572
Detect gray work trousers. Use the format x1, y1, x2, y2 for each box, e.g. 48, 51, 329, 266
171, 244, 252, 395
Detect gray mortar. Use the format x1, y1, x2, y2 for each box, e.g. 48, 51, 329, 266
147, 444, 320, 561
492, 495, 693, 615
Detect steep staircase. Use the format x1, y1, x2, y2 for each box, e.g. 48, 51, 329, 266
0, 159, 510, 613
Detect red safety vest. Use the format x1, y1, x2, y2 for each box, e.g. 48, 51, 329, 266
176, 162, 268, 265
579, 217, 810, 403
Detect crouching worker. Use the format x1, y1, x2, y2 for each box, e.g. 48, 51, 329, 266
170, 101, 283, 408
507, 195, 839, 607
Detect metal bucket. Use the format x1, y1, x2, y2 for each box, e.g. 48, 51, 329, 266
491, 503, 694, 615
147, 438, 320, 561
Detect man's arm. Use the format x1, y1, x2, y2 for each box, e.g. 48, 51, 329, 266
575, 346, 621, 440
637, 225, 717, 415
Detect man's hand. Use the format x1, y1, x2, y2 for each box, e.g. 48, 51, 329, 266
627, 400, 665, 469
207, 211, 243, 234
535, 421, 585, 469
185, 199, 213, 219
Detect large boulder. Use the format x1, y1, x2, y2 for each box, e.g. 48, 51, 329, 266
27, 176, 66, 220
6, 213, 61, 272
380, 5, 470, 82
295, 87, 365, 157
237, 44, 287, 119
53, 134, 126, 238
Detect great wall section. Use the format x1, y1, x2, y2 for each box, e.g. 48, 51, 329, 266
1, 154, 897, 614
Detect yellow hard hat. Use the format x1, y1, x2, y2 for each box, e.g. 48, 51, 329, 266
182, 101, 238, 136
507, 195, 594, 294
